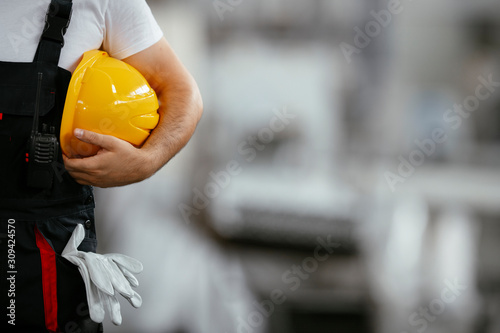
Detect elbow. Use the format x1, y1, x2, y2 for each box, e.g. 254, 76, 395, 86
188, 75, 204, 125
193, 84, 204, 123
157, 71, 204, 133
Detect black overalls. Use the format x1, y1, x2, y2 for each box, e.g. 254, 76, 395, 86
0, 1, 101, 332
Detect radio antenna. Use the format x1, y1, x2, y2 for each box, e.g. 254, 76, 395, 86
31, 72, 43, 136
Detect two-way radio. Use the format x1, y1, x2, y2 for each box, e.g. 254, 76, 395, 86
26, 72, 59, 189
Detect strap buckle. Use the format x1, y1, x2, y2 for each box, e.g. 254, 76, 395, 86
42, 0, 73, 47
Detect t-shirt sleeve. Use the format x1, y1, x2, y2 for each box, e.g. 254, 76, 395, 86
102, 0, 163, 60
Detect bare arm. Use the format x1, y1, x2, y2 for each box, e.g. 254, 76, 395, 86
63, 38, 203, 187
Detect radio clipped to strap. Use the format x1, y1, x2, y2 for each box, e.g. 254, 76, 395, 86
26, 0, 73, 190
26, 73, 59, 190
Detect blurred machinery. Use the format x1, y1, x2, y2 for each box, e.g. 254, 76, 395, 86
193, 0, 500, 332
97, 1, 500, 332
192, 0, 375, 332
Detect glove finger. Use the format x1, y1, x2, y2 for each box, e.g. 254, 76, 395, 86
81, 252, 115, 296
102, 291, 122, 326
107, 259, 135, 298
88, 279, 106, 323
124, 290, 143, 308
71, 256, 105, 323
107, 253, 143, 274
120, 267, 139, 288
62, 224, 85, 256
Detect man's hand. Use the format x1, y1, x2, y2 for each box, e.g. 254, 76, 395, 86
63, 129, 154, 187
63, 37, 203, 187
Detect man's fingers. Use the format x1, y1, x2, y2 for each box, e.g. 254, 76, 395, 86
62, 154, 101, 185
61, 133, 145, 187
63, 154, 98, 172
74, 128, 116, 150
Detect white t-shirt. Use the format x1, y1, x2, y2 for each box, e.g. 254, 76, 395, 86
0, 0, 163, 72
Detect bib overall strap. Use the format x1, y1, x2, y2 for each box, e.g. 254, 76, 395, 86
34, 0, 73, 65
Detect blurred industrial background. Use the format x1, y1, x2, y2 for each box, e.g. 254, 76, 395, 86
94, 0, 500, 332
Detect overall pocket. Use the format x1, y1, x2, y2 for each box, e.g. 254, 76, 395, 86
36, 207, 98, 254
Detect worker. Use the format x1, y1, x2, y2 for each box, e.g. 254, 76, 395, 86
0, 0, 203, 332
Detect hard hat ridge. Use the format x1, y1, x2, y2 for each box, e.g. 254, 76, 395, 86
60, 50, 159, 157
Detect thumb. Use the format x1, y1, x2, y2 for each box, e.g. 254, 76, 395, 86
74, 128, 116, 151
62, 224, 85, 256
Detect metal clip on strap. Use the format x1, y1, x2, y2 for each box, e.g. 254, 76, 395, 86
41, 0, 73, 47
34, 0, 73, 65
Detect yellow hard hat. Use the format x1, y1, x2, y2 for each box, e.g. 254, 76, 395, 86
60, 50, 159, 157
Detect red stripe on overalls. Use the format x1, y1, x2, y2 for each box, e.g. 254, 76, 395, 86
35, 227, 60, 333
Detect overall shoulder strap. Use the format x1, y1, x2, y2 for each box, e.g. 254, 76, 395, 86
34, 0, 73, 65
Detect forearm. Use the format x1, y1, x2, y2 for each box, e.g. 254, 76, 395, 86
141, 74, 203, 177
63, 38, 202, 187
123, 38, 203, 178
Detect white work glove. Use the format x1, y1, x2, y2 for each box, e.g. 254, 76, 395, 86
62, 224, 143, 325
